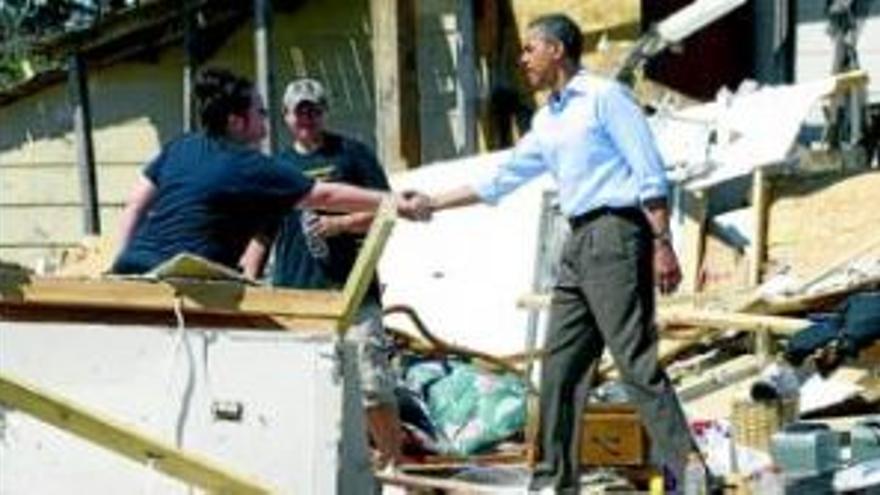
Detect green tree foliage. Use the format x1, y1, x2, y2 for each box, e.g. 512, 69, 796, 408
0, 1, 118, 88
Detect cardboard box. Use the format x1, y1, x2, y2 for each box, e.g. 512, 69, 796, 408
580, 403, 649, 466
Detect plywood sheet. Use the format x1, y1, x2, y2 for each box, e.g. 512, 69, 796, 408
766, 170, 880, 280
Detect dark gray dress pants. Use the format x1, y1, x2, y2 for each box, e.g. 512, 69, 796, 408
529, 210, 694, 493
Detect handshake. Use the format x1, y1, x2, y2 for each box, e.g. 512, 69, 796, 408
394, 190, 435, 222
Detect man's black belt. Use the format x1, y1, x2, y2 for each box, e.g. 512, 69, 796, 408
568, 206, 642, 229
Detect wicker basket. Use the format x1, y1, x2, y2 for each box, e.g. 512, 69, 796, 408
731, 398, 798, 452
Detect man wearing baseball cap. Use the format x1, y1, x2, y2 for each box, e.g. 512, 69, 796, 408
242, 78, 402, 471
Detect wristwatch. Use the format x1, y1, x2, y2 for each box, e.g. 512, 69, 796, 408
653, 229, 672, 244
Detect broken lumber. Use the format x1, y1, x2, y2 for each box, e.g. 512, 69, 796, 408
677, 354, 761, 402
658, 308, 810, 335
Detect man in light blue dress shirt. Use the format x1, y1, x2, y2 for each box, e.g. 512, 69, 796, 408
426, 13, 699, 494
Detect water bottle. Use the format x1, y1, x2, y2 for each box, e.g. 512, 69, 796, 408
683, 452, 707, 495
300, 209, 329, 260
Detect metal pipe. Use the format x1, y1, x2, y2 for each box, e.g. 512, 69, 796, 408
254, 0, 276, 154
68, 52, 101, 235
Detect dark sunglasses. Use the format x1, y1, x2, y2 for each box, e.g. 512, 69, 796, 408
294, 105, 324, 118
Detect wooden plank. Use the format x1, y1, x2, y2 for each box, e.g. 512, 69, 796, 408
371, 0, 421, 171
0, 372, 272, 494
0, 303, 340, 332
678, 354, 761, 402
749, 169, 772, 361
338, 199, 396, 331
658, 307, 810, 335
376, 469, 512, 493
519, 295, 810, 335
0, 270, 346, 319
755, 275, 880, 315
749, 169, 770, 287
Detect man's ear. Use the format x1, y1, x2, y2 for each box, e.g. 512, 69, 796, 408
549, 39, 566, 62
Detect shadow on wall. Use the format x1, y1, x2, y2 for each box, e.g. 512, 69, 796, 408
0, 53, 188, 161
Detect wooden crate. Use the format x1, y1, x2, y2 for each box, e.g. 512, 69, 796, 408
580, 404, 649, 467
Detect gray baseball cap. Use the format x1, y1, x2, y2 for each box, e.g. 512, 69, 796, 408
283, 78, 328, 111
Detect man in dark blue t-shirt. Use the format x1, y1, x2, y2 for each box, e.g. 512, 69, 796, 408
113, 133, 313, 274
240, 78, 401, 470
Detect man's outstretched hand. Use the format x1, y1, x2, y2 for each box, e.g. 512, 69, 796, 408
396, 190, 433, 221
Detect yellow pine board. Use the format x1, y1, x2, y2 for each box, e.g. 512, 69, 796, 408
338, 199, 396, 332
0, 271, 346, 319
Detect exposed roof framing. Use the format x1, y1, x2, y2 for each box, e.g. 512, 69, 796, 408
0, 0, 249, 106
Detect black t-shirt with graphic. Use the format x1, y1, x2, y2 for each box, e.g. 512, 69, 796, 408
112, 133, 314, 274
271, 133, 389, 299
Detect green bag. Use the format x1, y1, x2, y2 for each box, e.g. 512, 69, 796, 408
403, 359, 526, 455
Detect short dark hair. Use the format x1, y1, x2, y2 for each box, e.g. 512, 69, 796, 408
528, 14, 583, 64
193, 68, 254, 136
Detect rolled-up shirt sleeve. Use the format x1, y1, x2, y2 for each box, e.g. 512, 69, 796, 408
600, 83, 669, 202
473, 129, 547, 205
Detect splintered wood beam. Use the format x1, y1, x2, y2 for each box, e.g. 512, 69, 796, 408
658, 307, 810, 335
0, 372, 272, 494
517, 295, 808, 334
338, 199, 396, 332
0, 271, 346, 320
